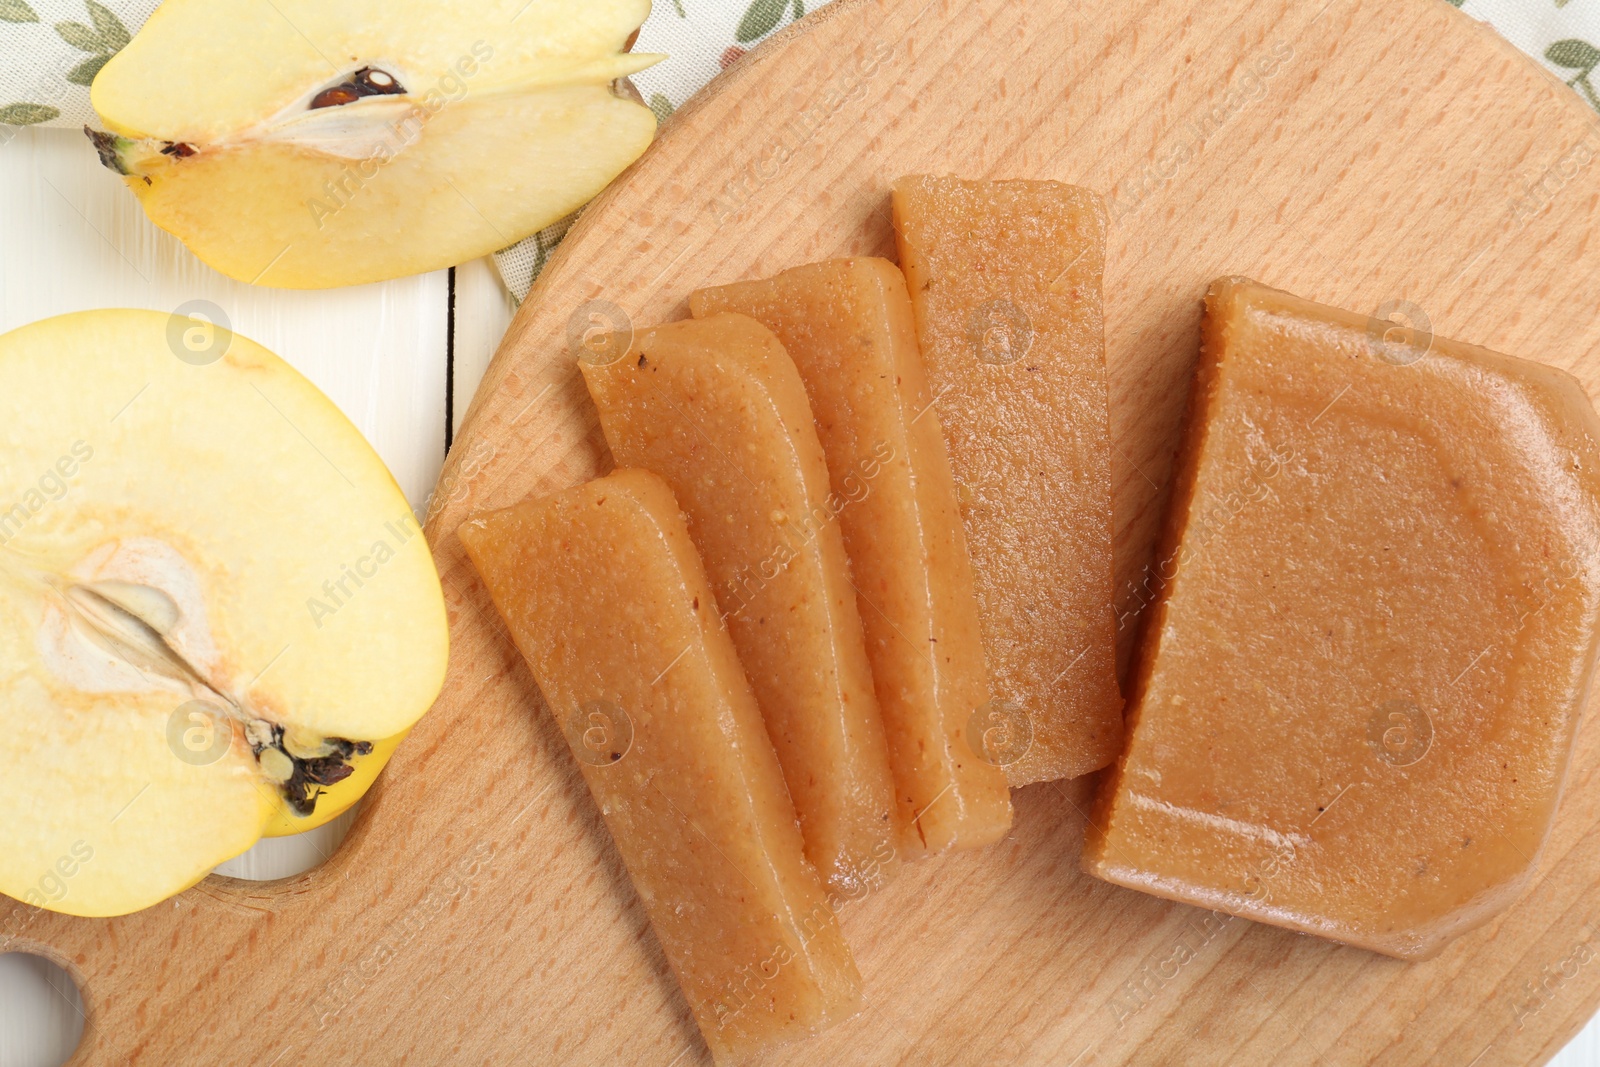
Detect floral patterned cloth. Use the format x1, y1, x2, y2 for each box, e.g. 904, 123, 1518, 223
3, 0, 1597, 297
0, 0, 154, 126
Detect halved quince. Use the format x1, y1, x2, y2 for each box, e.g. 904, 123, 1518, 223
87, 0, 660, 288
0, 310, 448, 917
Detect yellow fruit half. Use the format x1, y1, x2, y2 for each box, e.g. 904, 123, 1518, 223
88, 0, 660, 288
0, 310, 449, 916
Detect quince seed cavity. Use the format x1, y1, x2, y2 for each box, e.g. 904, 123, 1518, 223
81, 579, 182, 635
310, 67, 408, 110
249, 720, 375, 816
282, 729, 335, 761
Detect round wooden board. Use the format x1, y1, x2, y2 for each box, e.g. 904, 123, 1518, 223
16, 0, 1600, 1063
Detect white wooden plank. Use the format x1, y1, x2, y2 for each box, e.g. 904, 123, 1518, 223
450, 256, 516, 442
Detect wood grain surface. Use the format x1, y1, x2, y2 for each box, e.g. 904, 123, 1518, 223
10, 0, 1600, 1062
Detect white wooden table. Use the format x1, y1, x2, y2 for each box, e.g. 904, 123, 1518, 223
0, 110, 1596, 1067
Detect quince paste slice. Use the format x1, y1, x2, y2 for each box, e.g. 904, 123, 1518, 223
691, 262, 1012, 856
1086, 277, 1600, 959
893, 176, 1125, 785
460, 469, 861, 1061
581, 314, 904, 886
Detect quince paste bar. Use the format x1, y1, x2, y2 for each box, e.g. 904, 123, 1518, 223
892, 176, 1124, 785
1086, 278, 1600, 959
581, 315, 902, 890
691, 260, 1013, 856
459, 469, 861, 1061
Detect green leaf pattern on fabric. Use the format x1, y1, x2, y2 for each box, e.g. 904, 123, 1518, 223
528, 210, 579, 280
87, 0, 126, 48
1548, 38, 1600, 71
0, 101, 56, 122
55, 0, 129, 57
1546, 38, 1600, 112
3, 0, 135, 124
0, 0, 39, 23
736, 0, 793, 43
65, 50, 108, 84
52, 18, 97, 48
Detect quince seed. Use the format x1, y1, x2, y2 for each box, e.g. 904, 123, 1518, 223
258, 747, 295, 784
245, 719, 277, 751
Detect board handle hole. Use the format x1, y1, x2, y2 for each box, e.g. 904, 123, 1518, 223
211, 803, 362, 881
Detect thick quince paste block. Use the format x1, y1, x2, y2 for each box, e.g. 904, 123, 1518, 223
460, 469, 861, 1061
581, 315, 902, 890
691, 261, 1012, 856
892, 176, 1124, 785
1086, 277, 1600, 959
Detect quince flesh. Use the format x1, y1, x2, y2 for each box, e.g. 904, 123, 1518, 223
0, 310, 448, 916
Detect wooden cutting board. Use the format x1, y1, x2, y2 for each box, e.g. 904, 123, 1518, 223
13, 0, 1600, 1062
